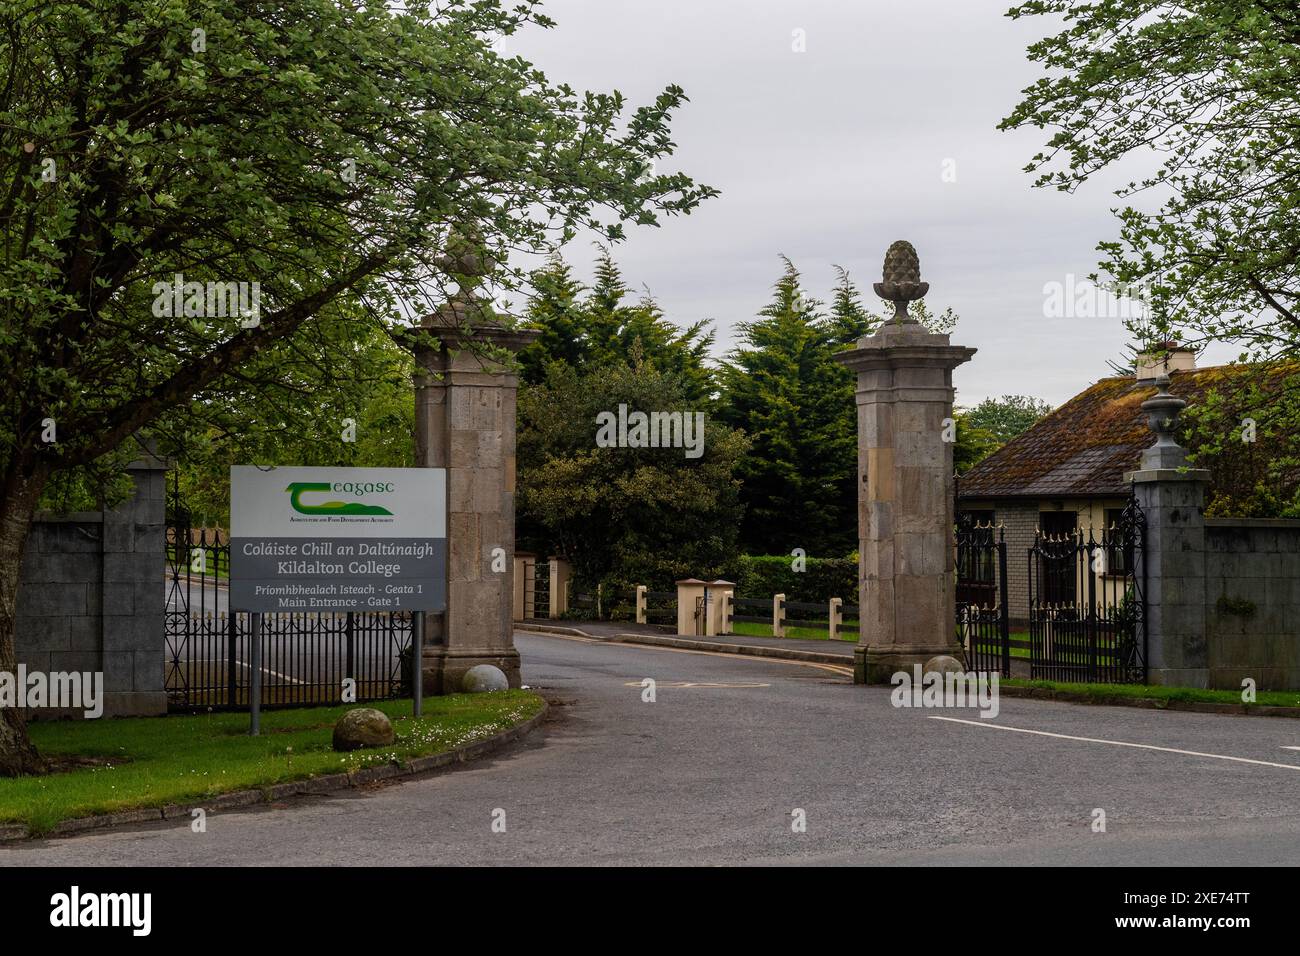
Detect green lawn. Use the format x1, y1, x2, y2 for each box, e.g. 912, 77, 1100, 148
1002, 679, 1300, 710
2, 691, 543, 834
731, 620, 860, 642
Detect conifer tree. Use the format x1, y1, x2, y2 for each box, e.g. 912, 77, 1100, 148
719, 258, 857, 556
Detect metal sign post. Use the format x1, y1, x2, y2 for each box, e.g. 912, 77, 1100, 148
249, 612, 262, 736
412, 611, 423, 719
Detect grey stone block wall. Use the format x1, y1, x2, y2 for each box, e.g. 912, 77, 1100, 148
1205, 519, 1300, 691
996, 502, 1037, 624
14, 450, 168, 718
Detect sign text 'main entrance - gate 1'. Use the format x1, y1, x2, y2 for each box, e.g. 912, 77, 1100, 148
230, 466, 446, 612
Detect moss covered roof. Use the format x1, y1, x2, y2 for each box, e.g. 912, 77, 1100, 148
957, 365, 1266, 499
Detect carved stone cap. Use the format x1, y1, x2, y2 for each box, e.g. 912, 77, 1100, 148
400, 305, 540, 357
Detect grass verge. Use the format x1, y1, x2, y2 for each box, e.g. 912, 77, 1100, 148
1, 691, 543, 834
1002, 679, 1300, 710
731, 621, 860, 642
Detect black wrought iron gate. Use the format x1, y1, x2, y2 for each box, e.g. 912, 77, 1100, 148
1027, 494, 1147, 684
164, 476, 413, 711
955, 516, 1010, 677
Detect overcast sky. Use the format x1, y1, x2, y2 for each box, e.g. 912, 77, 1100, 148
500, 0, 1235, 407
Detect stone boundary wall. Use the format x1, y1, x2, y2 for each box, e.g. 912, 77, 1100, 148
1204, 518, 1300, 691
14, 451, 168, 718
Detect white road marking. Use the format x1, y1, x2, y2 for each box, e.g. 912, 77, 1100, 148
930, 716, 1300, 772
1282, 746, 1300, 751
179, 658, 306, 685
622, 680, 771, 688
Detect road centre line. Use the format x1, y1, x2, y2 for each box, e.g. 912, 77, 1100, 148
931, 716, 1300, 772
622, 680, 770, 688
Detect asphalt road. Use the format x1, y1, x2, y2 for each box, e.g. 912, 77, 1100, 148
5, 632, 1300, 866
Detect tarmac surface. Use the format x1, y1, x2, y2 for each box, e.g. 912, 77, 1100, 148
5, 631, 1300, 866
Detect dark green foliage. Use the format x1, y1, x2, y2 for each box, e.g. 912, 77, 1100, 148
953, 414, 1002, 475
517, 357, 748, 600
1179, 364, 1300, 518
718, 258, 961, 555
518, 249, 715, 404
963, 395, 1054, 445
725, 554, 858, 605
718, 258, 858, 556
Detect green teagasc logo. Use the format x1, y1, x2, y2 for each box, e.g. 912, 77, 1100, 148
286, 482, 394, 516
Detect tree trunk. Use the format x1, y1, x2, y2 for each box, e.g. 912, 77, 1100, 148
0, 460, 49, 776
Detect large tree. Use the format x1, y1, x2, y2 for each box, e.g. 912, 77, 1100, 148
0, 0, 714, 774
163, 301, 418, 527
962, 394, 1054, 445
517, 248, 715, 401
719, 259, 858, 556
1001, 0, 1300, 358
720, 259, 957, 557
517, 355, 747, 594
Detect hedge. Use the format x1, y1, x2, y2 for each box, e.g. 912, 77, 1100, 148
725, 555, 857, 605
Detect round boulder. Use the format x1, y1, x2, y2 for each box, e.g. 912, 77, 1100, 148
332, 707, 395, 752
460, 664, 509, 693
923, 655, 965, 677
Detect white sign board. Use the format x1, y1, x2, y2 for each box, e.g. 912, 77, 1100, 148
230, 466, 446, 612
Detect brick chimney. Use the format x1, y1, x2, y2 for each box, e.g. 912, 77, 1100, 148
1135, 341, 1196, 382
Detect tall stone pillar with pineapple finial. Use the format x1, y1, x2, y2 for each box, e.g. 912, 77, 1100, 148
836, 241, 976, 684
409, 231, 540, 693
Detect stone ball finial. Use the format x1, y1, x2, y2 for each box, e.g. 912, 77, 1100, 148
873, 240, 930, 323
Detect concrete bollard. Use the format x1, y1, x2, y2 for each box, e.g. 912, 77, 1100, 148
829, 597, 842, 641
548, 556, 571, 618
636, 585, 647, 625
773, 593, 786, 638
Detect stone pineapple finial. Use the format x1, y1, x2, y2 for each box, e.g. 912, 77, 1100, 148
873, 240, 930, 323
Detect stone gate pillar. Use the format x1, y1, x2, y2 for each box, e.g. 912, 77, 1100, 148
1125, 376, 1209, 687
410, 235, 539, 694
836, 241, 976, 684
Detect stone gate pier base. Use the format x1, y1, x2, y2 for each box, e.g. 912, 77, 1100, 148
836, 241, 975, 684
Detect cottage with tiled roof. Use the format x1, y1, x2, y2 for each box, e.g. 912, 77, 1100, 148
957, 345, 1284, 623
